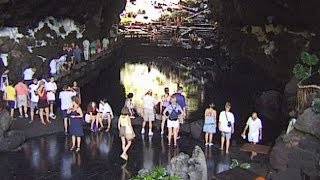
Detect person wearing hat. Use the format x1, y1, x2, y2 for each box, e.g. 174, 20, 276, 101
141, 89, 157, 136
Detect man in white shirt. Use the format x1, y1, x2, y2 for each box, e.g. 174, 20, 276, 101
56, 55, 67, 74
98, 98, 114, 132
46, 77, 57, 119
219, 102, 235, 154
23, 67, 36, 86
59, 85, 77, 135
49, 59, 57, 77
102, 38, 110, 51
141, 90, 157, 136
28, 78, 39, 123
82, 39, 90, 61
241, 112, 262, 143
241, 112, 263, 159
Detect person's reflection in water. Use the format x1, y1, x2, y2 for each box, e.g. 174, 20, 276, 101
90, 133, 100, 158
167, 146, 180, 169
205, 147, 216, 178
159, 136, 167, 165
142, 136, 154, 170
72, 153, 82, 166
61, 153, 72, 179
99, 131, 113, 157
64, 135, 70, 150
40, 137, 49, 171
48, 136, 58, 163
31, 141, 40, 169
121, 163, 131, 180
215, 154, 230, 174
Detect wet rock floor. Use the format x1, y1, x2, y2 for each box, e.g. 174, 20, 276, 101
0, 125, 268, 179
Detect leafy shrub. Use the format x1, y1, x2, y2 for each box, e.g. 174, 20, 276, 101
293, 51, 319, 80
312, 98, 320, 113
230, 159, 251, 170
131, 165, 181, 180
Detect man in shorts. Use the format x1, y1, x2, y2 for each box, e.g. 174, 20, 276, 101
14, 80, 29, 118
218, 102, 235, 154
141, 90, 157, 136
98, 98, 114, 132
28, 79, 39, 123
46, 77, 57, 119
241, 112, 262, 159
3, 81, 16, 118
59, 85, 77, 135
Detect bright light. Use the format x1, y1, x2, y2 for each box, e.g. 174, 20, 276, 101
120, 62, 202, 115
120, 0, 181, 24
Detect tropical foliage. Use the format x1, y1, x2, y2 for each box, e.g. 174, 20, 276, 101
293, 51, 319, 80
230, 159, 251, 169
312, 98, 320, 113
131, 166, 181, 180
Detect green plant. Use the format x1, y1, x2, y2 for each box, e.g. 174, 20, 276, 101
230, 159, 251, 170
293, 51, 319, 80
131, 165, 181, 180
312, 98, 320, 113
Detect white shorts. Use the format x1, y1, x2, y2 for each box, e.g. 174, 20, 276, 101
248, 133, 259, 143
17, 95, 28, 107
167, 119, 180, 128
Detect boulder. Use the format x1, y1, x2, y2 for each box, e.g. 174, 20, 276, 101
255, 90, 282, 121
189, 120, 204, 140
284, 77, 299, 112
168, 146, 207, 180
0, 130, 25, 152
168, 152, 190, 179
0, 109, 12, 137
294, 108, 320, 139
188, 146, 207, 180
270, 108, 320, 176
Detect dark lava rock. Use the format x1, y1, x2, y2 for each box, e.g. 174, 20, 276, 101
189, 120, 204, 140
255, 90, 282, 122
168, 146, 207, 180
284, 77, 299, 112
270, 108, 320, 177
0, 130, 25, 152
294, 108, 320, 139
0, 109, 12, 137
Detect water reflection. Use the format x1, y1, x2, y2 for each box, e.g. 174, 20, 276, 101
2, 132, 234, 179
120, 61, 205, 116
142, 136, 154, 170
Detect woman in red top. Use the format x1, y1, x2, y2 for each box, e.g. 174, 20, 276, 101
87, 101, 99, 132
37, 81, 51, 125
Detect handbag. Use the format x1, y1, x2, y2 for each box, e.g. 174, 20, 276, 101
125, 133, 135, 140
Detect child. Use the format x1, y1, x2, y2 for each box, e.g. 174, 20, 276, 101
118, 107, 135, 160
203, 103, 217, 146
46, 77, 57, 119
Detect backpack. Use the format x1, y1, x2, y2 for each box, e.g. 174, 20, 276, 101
169, 105, 180, 120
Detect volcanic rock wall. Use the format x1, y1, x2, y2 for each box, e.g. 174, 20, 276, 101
209, 0, 320, 81
208, 0, 320, 178
0, 0, 126, 81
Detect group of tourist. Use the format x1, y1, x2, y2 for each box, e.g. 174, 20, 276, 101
202, 101, 263, 156
49, 37, 111, 77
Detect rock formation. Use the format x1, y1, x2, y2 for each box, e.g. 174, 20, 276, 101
0, 0, 126, 82
270, 108, 320, 178
168, 145, 207, 180
0, 109, 25, 152
208, 0, 320, 81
